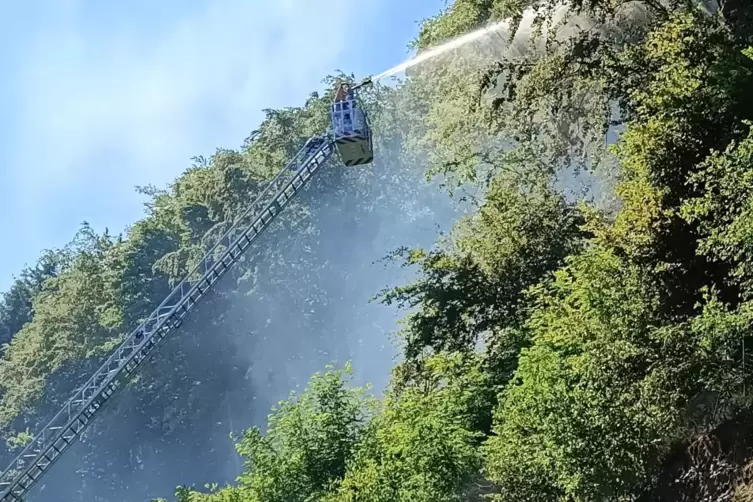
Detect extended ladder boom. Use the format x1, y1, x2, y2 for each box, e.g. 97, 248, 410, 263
0, 135, 336, 502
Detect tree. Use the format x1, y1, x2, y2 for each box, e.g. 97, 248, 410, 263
328, 353, 492, 502
0, 250, 65, 346
380, 155, 584, 389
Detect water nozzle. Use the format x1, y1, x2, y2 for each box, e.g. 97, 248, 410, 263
352, 76, 373, 91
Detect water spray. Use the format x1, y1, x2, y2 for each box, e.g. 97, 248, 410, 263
372, 18, 511, 81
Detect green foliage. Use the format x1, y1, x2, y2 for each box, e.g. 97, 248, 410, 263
473, 7, 753, 502
231, 364, 374, 502
482, 254, 753, 500
603, 10, 753, 260
385, 2, 753, 501
5, 427, 32, 451
0, 251, 64, 346
682, 123, 753, 295
0, 225, 123, 428
152, 484, 247, 502
328, 353, 491, 502
379, 158, 584, 389
6, 0, 753, 500
168, 356, 491, 502
483, 247, 674, 500
156, 365, 372, 502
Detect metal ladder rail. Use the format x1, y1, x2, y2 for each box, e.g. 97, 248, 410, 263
0, 137, 335, 502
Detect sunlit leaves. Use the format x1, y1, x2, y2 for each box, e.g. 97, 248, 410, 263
0, 226, 124, 428
233, 363, 375, 502
329, 353, 490, 502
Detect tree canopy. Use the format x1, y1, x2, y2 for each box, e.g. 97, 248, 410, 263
4, 0, 753, 500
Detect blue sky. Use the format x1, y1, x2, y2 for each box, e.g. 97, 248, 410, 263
0, 0, 446, 291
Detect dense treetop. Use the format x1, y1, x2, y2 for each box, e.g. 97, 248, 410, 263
3, 0, 753, 500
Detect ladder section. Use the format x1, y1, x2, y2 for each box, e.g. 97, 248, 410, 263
0, 136, 336, 502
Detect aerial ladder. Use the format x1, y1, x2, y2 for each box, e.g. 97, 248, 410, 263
0, 77, 374, 502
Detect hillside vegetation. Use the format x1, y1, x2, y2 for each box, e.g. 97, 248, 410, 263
4, 0, 753, 500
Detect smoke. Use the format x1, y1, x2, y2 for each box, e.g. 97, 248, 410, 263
20, 78, 465, 501
392, 1, 639, 214
13, 3, 656, 500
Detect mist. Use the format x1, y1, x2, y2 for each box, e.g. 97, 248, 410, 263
2, 5, 630, 499
12, 78, 469, 501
